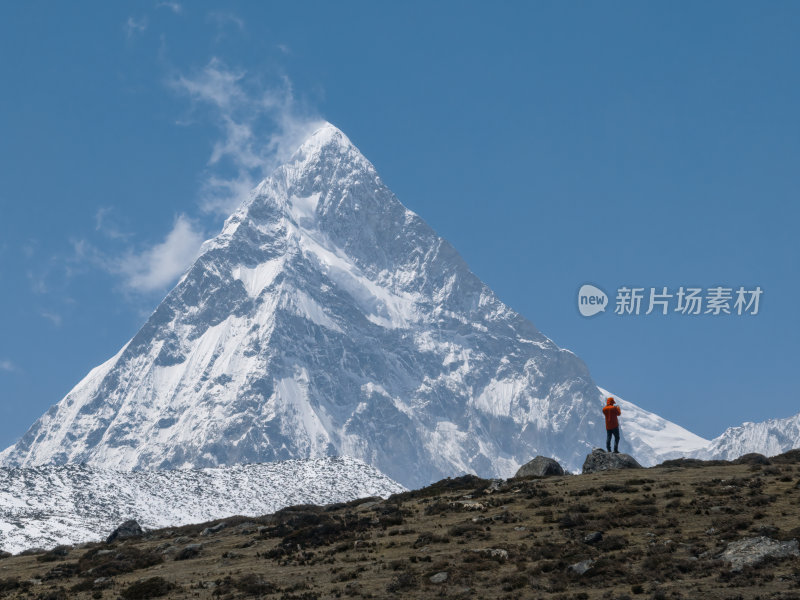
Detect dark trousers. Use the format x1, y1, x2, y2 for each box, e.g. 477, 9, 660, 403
606, 427, 620, 452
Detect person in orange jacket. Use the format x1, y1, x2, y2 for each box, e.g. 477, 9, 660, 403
603, 397, 622, 453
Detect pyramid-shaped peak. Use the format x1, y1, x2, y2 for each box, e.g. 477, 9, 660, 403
294, 121, 357, 157
273, 121, 374, 184
2, 115, 701, 488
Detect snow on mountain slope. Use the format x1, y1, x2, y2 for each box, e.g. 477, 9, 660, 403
0, 123, 712, 486
0, 457, 403, 554
691, 412, 800, 461
598, 387, 710, 464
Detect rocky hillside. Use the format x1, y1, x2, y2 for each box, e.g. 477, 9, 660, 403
0, 450, 798, 599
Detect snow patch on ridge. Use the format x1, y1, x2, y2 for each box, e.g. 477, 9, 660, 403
232, 259, 282, 296
473, 378, 524, 417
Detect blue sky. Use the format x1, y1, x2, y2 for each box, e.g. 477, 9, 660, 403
0, 2, 798, 448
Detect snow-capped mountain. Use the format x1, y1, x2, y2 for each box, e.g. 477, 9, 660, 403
0, 123, 712, 486
691, 412, 800, 461
0, 456, 403, 554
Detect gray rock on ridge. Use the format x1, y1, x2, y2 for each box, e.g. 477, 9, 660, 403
583, 531, 603, 545
569, 559, 594, 575
720, 537, 799, 571
582, 448, 642, 474
429, 572, 448, 584
106, 519, 143, 543
514, 456, 565, 478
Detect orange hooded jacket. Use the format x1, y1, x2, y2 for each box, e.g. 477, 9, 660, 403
602, 398, 621, 430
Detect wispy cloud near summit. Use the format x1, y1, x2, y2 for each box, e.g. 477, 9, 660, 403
115, 214, 205, 293
171, 58, 324, 215
73, 59, 322, 298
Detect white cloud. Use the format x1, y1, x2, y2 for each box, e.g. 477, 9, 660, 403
157, 1, 182, 14
22, 240, 37, 258
26, 269, 49, 294
40, 311, 63, 327
74, 215, 205, 294
74, 59, 321, 299
171, 59, 324, 214
124, 16, 148, 38
0, 360, 17, 373
207, 11, 245, 32
95, 207, 131, 240
116, 214, 205, 293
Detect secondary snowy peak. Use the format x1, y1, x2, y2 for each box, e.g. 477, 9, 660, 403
0, 457, 404, 554
0, 123, 708, 486
692, 412, 800, 461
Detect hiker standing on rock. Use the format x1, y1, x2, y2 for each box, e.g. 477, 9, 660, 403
603, 397, 621, 453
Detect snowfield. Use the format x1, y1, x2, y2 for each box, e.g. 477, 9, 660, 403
0, 457, 404, 554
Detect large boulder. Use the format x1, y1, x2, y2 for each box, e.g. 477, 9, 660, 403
106, 519, 143, 543
721, 537, 799, 571
582, 448, 642, 474
515, 456, 565, 478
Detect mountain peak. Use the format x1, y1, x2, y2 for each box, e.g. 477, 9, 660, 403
284, 121, 366, 172
297, 121, 352, 153
0, 123, 708, 487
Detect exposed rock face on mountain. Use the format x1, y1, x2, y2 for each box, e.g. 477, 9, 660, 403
0, 457, 403, 554
0, 124, 709, 487
514, 456, 564, 477
581, 448, 642, 474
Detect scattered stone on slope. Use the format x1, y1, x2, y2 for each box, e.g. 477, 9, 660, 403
174, 544, 202, 561
106, 520, 143, 543
720, 537, 799, 571
472, 548, 508, 560
569, 559, 594, 575
514, 456, 565, 478
584, 531, 603, 545
201, 522, 227, 536
429, 572, 448, 584
582, 448, 642, 474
